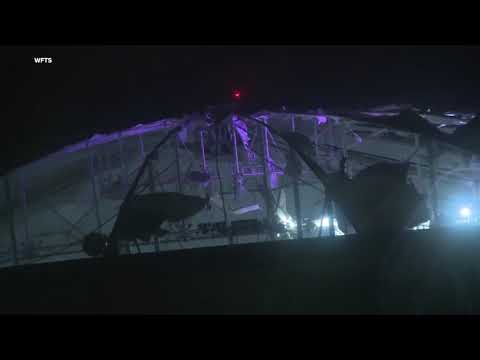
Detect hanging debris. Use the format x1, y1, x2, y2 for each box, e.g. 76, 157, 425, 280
447, 115, 480, 154
279, 131, 330, 185
233, 115, 251, 150
351, 110, 444, 140
349, 110, 480, 157
271, 127, 429, 236
285, 149, 303, 178
113, 192, 209, 244
343, 162, 429, 234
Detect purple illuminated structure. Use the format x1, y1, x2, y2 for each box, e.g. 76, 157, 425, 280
62, 118, 180, 153
3, 103, 480, 266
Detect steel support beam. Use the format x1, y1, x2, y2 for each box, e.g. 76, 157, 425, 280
149, 160, 159, 252
261, 117, 274, 241
339, 121, 354, 235
345, 128, 387, 151
139, 134, 154, 192
200, 130, 208, 173
174, 136, 183, 193
291, 115, 303, 240
292, 183, 303, 240
3, 175, 18, 265
340, 119, 350, 179
232, 115, 241, 201
328, 201, 335, 237
414, 134, 423, 186
427, 139, 440, 226
89, 151, 102, 230
327, 117, 337, 236
139, 134, 160, 253
232, 119, 241, 175
174, 136, 188, 243
138, 134, 146, 158
19, 171, 33, 258
117, 133, 129, 186
43, 198, 86, 239
327, 117, 335, 161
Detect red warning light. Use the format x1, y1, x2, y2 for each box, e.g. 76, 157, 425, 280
233, 90, 241, 100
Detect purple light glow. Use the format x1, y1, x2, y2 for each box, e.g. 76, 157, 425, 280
360, 112, 400, 117
270, 172, 280, 189
62, 118, 180, 153
316, 116, 327, 125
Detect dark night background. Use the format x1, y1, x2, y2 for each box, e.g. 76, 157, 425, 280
2, 45, 480, 175
2, 44, 480, 314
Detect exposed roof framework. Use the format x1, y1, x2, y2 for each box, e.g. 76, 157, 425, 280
1, 105, 479, 267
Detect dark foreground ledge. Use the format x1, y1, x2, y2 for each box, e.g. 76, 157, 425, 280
1, 227, 480, 314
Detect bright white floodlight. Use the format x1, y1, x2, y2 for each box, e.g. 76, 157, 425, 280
460, 207, 472, 218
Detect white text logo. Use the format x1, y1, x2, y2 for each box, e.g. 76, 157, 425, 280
33, 57, 53, 64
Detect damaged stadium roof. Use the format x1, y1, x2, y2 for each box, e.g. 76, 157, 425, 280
3, 45, 480, 175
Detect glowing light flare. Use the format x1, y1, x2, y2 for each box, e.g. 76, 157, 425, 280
313, 217, 345, 236
412, 220, 430, 231
314, 217, 330, 228
316, 116, 327, 125
460, 207, 472, 218
233, 90, 241, 100
277, 212, 297, 230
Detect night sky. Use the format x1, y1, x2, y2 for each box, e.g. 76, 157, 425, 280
2, 45, 480, 175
